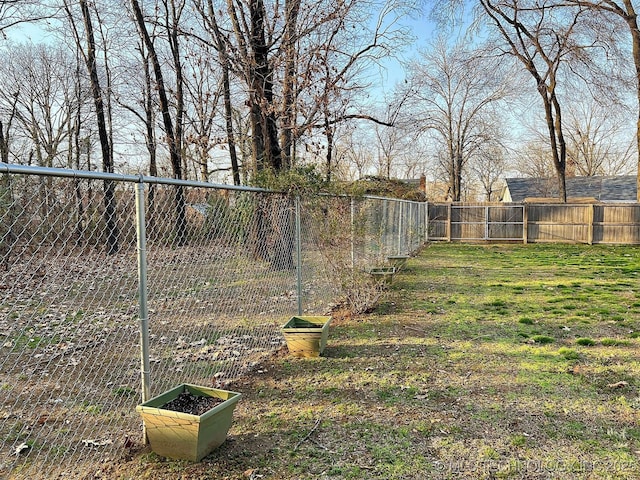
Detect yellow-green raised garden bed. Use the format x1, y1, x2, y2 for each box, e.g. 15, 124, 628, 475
136, 384, 241, 462
281, 315, 331, 358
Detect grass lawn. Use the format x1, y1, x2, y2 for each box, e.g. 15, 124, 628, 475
109, 243, 640, 479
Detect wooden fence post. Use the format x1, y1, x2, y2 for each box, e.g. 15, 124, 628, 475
485, 205, 489, 241
425, 203, 429, 243
447, 203, 452, 242
522, 203, 528, 244
588, 203, 594, 245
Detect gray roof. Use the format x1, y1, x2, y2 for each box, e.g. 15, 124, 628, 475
504, 175, 637, 202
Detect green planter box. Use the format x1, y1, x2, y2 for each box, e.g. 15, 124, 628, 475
281, 315, 331, 358
136, 384, 241, 461
387, 255, 409, 270
369, 266, 396, 285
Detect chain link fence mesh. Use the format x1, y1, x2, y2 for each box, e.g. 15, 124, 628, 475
0, 167, 426, 479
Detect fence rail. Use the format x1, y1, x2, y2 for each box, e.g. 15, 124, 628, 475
0, 163, 426, 479
427, 202, 640, 244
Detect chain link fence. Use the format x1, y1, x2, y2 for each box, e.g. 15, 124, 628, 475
0, 164, 426, 479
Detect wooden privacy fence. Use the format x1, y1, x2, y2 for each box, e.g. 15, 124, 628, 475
427, 202, 640, 245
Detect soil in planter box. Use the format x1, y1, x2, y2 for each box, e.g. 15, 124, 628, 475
161, 392, 224, 415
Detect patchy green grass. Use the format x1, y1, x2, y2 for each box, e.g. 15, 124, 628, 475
109, 243, 640, 479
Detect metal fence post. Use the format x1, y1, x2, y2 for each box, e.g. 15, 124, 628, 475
350, 197, 355, 270
135, 180, 151, 443
398, 202, 404, 255
295, 196, 303, 315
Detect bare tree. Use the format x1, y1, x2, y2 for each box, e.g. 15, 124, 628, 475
564, 98, 635, 176
375, 121, 410, 179
182, 44, 224, 182
0, 86, 19, 164
0, 43, 81, 238
478, 0, 591, 202
193, 0, 241, 185
222, 0, 283, 173
403, 38, 508, 201
470, 144, 506, 201
131, 0, 187, 246
194, 0, 284, 176
160, 0, 188, 178
513, 139, 557, 179
117, 38, 160, 228
63, 0, 119, 254
564, 0, 640, 199
0, 0, 52, 38
280, 0, 301, 168
334, 129, 374, 180
2, 44, 75, 168
195, 0, 404, 181
299, 2, 401, 181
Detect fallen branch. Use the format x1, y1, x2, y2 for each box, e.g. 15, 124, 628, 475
309, 437, 332, 452
293, 418, 321, 451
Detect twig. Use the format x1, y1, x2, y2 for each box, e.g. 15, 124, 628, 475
293, 418, 321, 451
309, 437, 332, 452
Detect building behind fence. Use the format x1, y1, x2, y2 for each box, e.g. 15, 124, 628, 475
0, 164, 426, 479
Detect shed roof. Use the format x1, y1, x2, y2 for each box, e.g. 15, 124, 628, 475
503, 176, 637, 202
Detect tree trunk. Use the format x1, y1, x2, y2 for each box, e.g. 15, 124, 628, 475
167, 0, 185, 179
0, 115, 16, 268
131, 0, 187, 245
0, 120, 7, 164
72, 89, 84, 242
250, 0, 282, 172
324, 110, 334, 181
166, 0, 188, 242
622, 1, 640, 201
280, 0, 301, 168
480, 0, 570, 203
205, 0, 241, 185
539, 85, 567, 202
143, 50, 158, 232
79, 0, 119, 254
450, 147, 463, 201
248, 194, 271, 263
271, 196, 295, 270
222, 62, 241, 185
